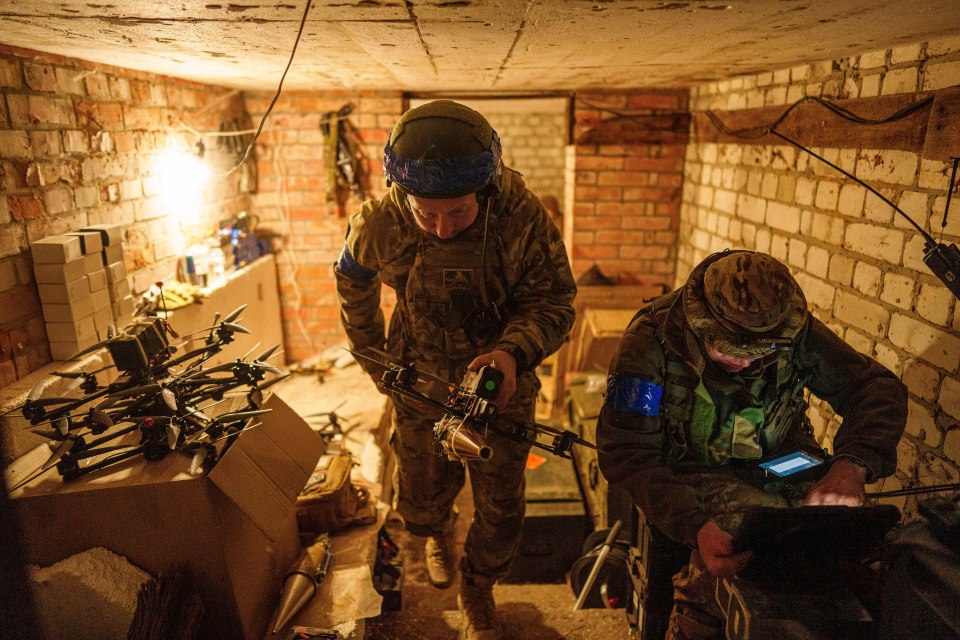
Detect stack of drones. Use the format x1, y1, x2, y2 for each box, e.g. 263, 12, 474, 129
5, 304, 286, 491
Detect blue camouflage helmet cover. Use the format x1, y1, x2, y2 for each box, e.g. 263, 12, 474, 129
382, 100, 502, 199
683, 251, 808, 357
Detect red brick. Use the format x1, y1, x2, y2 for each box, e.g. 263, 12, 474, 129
0, 286, 41, 324
624, 156, 684, 172
0, 58, 22, 88
85, 74, 112, 100
23, 62, 57, 92
8, 194, 44, 221
621, 245, 670, 259
75, 100, 124, 131
598, 171, 650, 187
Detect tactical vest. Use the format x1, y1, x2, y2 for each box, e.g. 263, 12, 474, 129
634, 290, 819, 465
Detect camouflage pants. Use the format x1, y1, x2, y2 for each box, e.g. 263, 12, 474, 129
390, 368, 537, 580
665, 468, 805, 640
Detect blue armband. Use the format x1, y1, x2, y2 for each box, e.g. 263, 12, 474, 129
335, 244, 377, 282
605, 375, 663, 417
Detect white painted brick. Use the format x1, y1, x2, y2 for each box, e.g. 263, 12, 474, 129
755, 228, 772, 253
835, 289, 889, 335
896, 437, 919, 478
776, 175, 796, 202
741, 223, 756, 245
837, 183, 865, 217
890, 44, 923, 65
859, 50, 887, 68
790, 65, 808, 82
906, 400, 939, 446
928, 34, 960, 56
902, 235, 928, 273
786, 84, 805, 104
711, 167, 723, 187
795, 177, 816, 206
855, 149, 919, 186
853, 261, 882, 296
809, 60, 834, 78
770, 145, 796, 171
903, 358, 940, 402
873, 342, 900, 375
760, 173, 778, 199
880, 272, 915, 309
800, 209, 813, 236
806, 245, 830, 278
860, 73, 881, 98
736, 193, 766, 223
934, 195, 960, 236
811, 212, 845, 245
766, 201, 802, 233
889, 313, 960, 370
945, 429, 960, 466
770, 234, 789, 261
863, 186, 897, 224
844, 327, 874, 355
918, 453, 960, 488
828, 254, 855, 285
941, 376, 960, 421
917, 282, 953, 326
700, 144, 718, 163
773, 68, 790, 84
787, 237, 806, 269
919, 159, 951, 190
895, 191, 931, 231
0, 197, 9, 225
843, 222, 904, 263
922, 60, 960, 91
728, 218, 743, 243
696, 185, 713, 207
756, 72, 773, 87
765, 86, 787, 107
815, 181, 839, 211
843, 76, 859, 99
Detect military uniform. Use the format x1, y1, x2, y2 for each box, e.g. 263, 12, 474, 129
597, 251, 907, 639
335, 167, 576, 579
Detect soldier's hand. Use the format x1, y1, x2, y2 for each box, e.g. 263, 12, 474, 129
467, 349, 517, 411
803, 458, 866, 506
697, 520, 753, 578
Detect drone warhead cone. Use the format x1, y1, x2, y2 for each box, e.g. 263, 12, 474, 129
435, 415, 493, 462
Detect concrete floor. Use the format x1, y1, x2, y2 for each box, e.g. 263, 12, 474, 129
365, 486, 636, 640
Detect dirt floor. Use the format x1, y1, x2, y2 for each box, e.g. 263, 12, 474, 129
365, 487, 636, 640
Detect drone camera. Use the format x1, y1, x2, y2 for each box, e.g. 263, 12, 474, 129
462, 366, 504, 401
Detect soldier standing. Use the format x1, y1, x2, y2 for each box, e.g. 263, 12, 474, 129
335, 100, 576, 640
597, 250, 907, 640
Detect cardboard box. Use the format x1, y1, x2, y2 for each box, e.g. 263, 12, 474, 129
67, 231, 103, 255
93, 307, 114, 339
45, 316, 98, 346
80, 224, 124, 247
6, 393, 325, 639
87, 269, 108, 293
107, 278, 130, 301
104, 261, 127, 284
83, 252, 103, 272
38, 278, 91, 305
112, 295, 135, 323
31, 235, 83, 264
570, 308, 638, 373
48, 333, 98, 361
90, 288, 110, 311
42, 298, 95, 324
33, 259, 87, 285
103, 244, 123, 265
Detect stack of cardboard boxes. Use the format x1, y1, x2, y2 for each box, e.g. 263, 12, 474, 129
30, 225, 135, 360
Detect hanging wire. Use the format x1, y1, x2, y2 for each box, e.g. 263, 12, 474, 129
215, 0, 314, 177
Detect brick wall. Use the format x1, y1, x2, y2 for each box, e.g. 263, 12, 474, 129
245, 91, 403, 362
566, 90, 689, 288
681, 35, 960, 517
0, 45, 251, 385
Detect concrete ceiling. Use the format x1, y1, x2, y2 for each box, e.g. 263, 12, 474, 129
1, 1, 959, 93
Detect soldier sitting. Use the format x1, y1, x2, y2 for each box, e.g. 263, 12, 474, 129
597, 250, 907, 640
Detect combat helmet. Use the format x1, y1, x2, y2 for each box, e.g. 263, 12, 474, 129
683, 250, 808, 357
383, 100, 502, 199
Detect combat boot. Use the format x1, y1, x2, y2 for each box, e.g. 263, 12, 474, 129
457, 573, 502, 640
424, 532, 455, 588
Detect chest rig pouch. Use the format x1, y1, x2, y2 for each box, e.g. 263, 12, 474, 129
403, 212, 507, 361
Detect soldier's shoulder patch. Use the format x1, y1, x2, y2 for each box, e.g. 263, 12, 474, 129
605, 374, 663, 417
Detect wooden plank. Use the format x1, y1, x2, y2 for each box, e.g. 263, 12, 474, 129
922, 86, 960, 162
691, 93, 934, 151
576, 113, 691, 145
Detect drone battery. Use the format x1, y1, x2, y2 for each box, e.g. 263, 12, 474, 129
108, 319, 169, 372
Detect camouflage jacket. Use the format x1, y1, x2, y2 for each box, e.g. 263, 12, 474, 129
334, 167, 576, 375
597, 292, 907, 547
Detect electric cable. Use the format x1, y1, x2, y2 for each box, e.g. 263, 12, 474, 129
216, 0, 313, 177
866, 482, 960, 498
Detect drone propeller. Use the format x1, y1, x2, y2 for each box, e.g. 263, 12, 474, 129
362, 347, 453, 389
223, 304, 247, 324
166, 422, 181, 450
161, 386, 178, 411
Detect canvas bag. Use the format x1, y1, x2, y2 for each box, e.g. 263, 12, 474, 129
296, 453, 375, 534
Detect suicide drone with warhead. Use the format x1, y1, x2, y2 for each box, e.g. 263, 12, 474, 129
4, 300, 286, 491
350, 348, 596, 462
